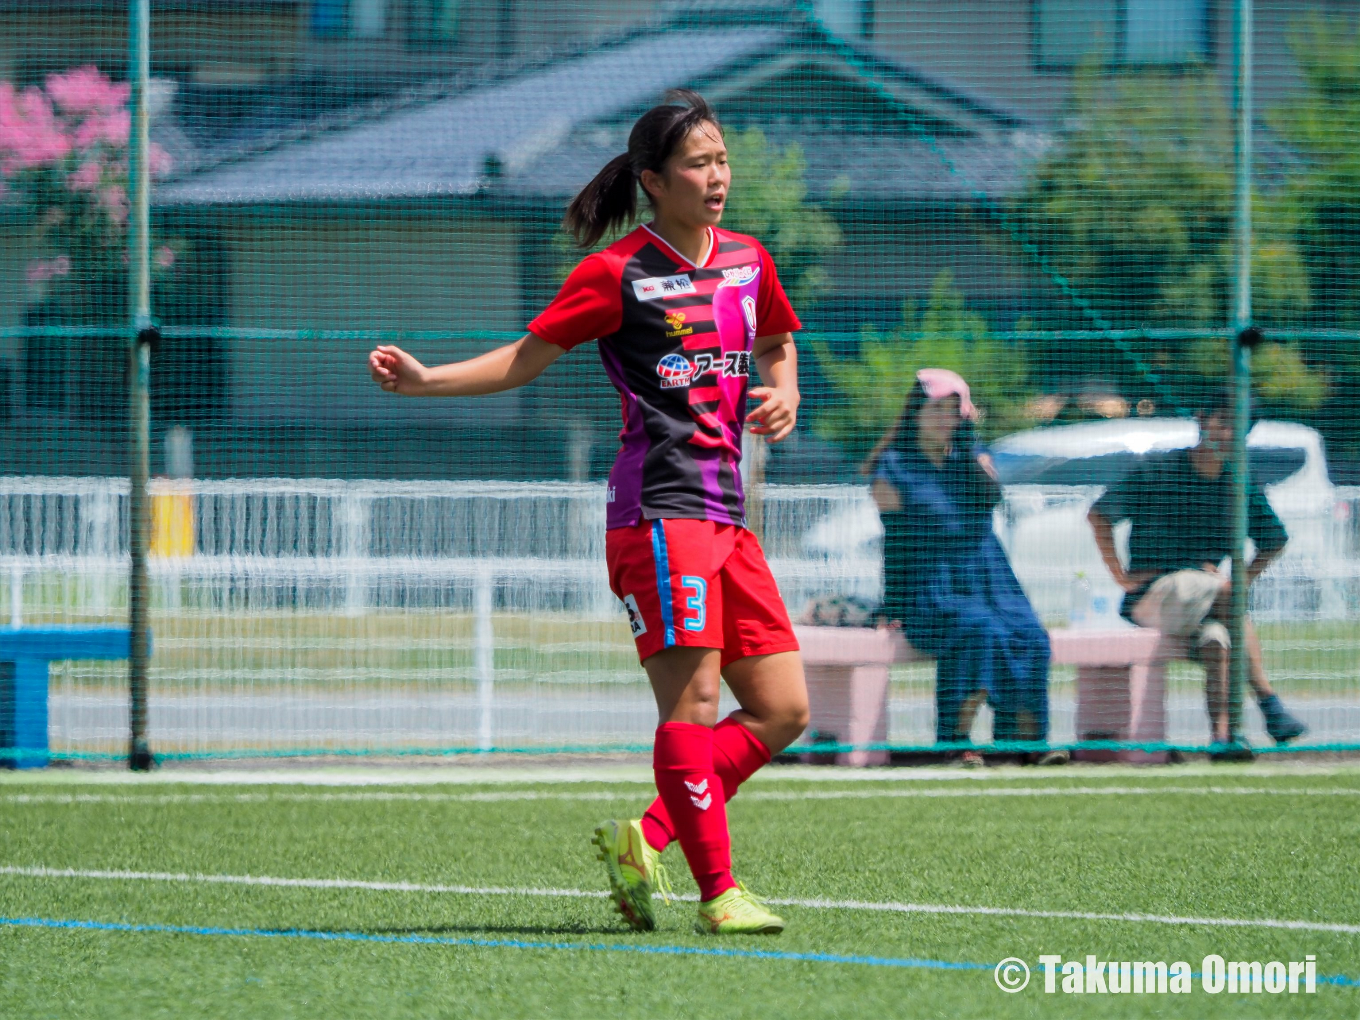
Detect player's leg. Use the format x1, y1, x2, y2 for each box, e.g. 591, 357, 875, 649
648, 524, 789, 933
721, 652, 809, 753
640, 658, 803, 853
644, 644, 736, 901
1198, 629, 1232, 744
640, 525, 806, 852
599, 520, 765, 930
594, 521, 715, 930
680, 525, 799, 934
1242, 618, 1307, 743
645, 642, 784, 933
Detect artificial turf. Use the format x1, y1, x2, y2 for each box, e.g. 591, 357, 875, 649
1, 762, 1358, 1019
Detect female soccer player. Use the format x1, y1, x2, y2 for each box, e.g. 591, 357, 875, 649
368, 91, 808, 935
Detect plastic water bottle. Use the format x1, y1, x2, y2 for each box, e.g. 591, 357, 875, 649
1091, 594, 1111, 623
1069, 572, 1092, 628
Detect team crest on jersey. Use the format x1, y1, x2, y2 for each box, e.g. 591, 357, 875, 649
664, 311, 693, 338
721, 264, 759, 286
742, 295, 758, 333
633, 274, 697, 301
656, 353, 694, 389
621, 594, 647, 637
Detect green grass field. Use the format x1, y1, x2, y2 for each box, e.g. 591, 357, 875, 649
2, 761, 1358, 1018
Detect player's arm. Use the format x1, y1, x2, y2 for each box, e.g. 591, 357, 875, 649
367, 334, 565, 397
747, 332, 798, 443
1087, 509, 1153, 593
1247, 544, 1282, 586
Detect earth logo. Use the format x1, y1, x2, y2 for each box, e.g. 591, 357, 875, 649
655, 353, 694, 389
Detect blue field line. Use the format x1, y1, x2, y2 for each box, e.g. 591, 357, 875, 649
0, 915, 990, 972
3, 917, 1357, 986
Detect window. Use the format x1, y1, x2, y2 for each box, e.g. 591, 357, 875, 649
310, 0, 388, 39
1034, 0, 1210, 69
407, 0, 461, 48
1126, 0, 1209, 63
814, 0, 875, 40
350, 0, 388, 39
310, 0, 347, 38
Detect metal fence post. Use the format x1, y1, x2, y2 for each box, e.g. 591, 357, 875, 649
1228, 0, 1254, 747
128, 0, 155, 771
475, 568, 495, 753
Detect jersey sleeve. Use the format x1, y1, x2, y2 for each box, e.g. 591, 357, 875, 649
527, 253, 623, 350
1091, 463, 1145, 523
754, 243, 802, 336
1248, 487, 1289, 555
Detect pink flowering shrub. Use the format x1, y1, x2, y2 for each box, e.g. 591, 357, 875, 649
0, 66, 177, 319
25, 256, 71, 284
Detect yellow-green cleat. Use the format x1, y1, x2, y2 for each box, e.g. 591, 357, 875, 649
695, 883, 785, 935
592, 819, 670, 931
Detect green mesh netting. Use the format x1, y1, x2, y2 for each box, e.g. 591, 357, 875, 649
0, 0, 1356, 762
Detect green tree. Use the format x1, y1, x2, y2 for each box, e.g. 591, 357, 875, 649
1268, 14, 1360, 440
1013, 64, 1321, 412
809, 272, 1033, 465
1273, 14, 1360, 327
719, 127, 842, 308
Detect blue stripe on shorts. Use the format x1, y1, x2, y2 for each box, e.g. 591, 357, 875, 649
651, 520, 677, 648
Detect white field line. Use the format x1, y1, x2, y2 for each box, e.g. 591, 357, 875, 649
3, 785, 1360, 806
0, 768, 659, 788
0, 866, 604, 901
4, 865, 1357, 937
2, 761, 1355, 788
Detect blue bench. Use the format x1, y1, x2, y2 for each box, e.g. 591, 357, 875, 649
0, 627, 140, 769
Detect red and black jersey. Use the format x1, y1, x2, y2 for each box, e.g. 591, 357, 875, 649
529, 224, 800, 529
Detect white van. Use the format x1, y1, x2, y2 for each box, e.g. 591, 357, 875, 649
991, 419, 1353, 622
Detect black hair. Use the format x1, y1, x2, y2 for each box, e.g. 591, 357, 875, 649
1193, 384, 1246, 423
863, 380, 996, 508
861, 380, 931, 475
563, 89, 722, 248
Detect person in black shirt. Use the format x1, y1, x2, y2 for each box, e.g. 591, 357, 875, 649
1087, 390, 1307, 749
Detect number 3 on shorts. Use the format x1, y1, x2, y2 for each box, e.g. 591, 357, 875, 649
680, 575, 707, 632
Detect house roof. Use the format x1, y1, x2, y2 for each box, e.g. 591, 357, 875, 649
156, 11, 1046, 209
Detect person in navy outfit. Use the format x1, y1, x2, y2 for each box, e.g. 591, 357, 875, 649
868, 369, 1057, 762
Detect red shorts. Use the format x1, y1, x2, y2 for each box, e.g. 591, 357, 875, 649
606, 519, 800, 667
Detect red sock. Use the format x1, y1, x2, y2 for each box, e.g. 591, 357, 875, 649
642, 716, 771, 853
651, 721, 735, 902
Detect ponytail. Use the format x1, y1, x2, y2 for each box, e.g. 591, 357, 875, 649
563, 89, 721, 248
564, 153, 637, 249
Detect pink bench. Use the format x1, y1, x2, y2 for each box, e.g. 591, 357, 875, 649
795, 625, 1187, 765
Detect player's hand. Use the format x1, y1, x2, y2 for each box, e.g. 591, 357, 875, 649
1118, 570, 1156, 594
746, 385, 798, 443
368, 345, 428, 395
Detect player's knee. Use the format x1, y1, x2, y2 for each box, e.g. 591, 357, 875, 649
1199, 641, 1228, 668
678, 681, 722, 720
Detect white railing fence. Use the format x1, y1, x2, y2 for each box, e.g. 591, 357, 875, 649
2, 476, 1355, 754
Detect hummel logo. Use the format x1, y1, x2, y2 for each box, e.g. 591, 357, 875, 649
690, 793, 713, 811
684, 779, 709, 795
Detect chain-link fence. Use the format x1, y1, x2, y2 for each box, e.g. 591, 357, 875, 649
1, 0, 1357, 760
